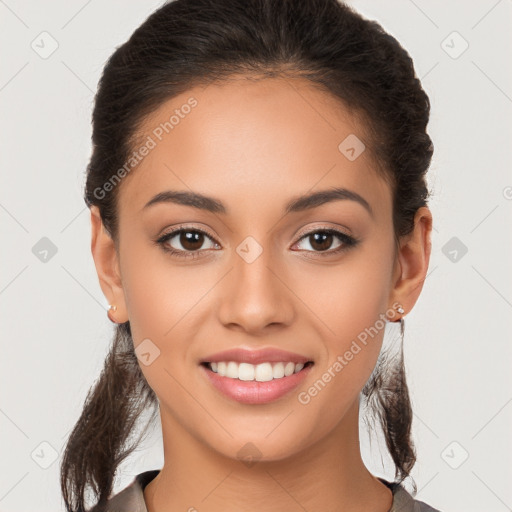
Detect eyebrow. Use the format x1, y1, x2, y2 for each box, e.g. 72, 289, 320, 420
142, 187, 373, 218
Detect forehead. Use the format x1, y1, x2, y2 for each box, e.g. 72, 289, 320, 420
117, 76, 391, 220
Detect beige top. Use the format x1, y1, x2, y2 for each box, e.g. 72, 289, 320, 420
91, 470, 442, 512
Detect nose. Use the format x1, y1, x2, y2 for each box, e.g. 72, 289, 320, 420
216, 246, 295, 335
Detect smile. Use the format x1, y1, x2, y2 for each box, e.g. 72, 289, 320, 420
200, 361, 314, 404
204, 361, 313, 382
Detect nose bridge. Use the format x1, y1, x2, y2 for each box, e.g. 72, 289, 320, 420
217, 237, 294, 332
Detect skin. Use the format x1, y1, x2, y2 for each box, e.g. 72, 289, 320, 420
90, 75, 432, 512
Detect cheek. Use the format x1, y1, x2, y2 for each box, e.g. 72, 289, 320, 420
296, 246, 393, 342
120, 234, 214, 340
295, 240, 394, 398
118, 239, 226, 401
296, 287, 388, 440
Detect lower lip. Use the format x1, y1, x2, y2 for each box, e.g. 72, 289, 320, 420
200, 363, 313, 405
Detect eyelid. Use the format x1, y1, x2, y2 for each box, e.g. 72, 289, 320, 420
293, 223, 354, 243
158, 223, 219, 244
158, 223, 353, 244
154, 225, 221, 260
156, 223, 358, 258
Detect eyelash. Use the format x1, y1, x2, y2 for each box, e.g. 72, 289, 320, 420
155, 225, 359, 260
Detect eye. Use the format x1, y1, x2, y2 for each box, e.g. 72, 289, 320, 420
293, 228, 359, 256
155, 225, 359, 260
155, 226, 220, 259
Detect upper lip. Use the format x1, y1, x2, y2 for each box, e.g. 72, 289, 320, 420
200, 348, 313, 365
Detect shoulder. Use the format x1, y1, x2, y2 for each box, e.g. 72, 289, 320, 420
88, 470, 160, 512
391, 485, 443, 511
379, 478, 443, 512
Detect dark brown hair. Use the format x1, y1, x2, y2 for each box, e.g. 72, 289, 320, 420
60, 0, 433, 509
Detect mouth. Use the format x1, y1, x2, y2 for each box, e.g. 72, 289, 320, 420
198, 347, 315, 404
199, 357, 314, 405
200, 360, 314, 382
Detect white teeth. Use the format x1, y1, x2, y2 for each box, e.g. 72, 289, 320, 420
284, 362, 295, 377
217, 362, 226, 376
226, 361, 239, 378
272, 362, 285, 378
207, 361, 309, 381
255, 362, 273, 382
239, 362, 255, 381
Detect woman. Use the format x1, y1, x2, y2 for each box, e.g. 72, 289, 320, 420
60, 0, 441, 510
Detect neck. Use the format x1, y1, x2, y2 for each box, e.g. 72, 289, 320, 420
144, 398, 393, 512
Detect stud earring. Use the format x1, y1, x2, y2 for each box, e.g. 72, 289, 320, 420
390, 303, 405, 323
392, 303, 405, 341
107, 304, 117, 323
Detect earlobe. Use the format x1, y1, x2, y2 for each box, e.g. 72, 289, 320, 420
90, 206, 128, 323
389, 206, 433, 316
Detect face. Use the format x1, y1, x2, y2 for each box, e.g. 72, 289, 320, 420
106, 76, 404, 462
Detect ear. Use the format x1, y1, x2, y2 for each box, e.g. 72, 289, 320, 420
389, 206, 433, 317
90, 206, 128, 323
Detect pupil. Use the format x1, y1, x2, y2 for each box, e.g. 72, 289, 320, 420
181, 231, 203, 250
311, 232, 332, 251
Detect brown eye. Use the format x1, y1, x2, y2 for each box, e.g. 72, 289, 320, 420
179, 230, 205, 251
293, 228, 358, 256
308, 232, 335, 251
156, 227, 219, 259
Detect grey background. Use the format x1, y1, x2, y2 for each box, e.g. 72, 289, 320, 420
1, 0, 511, 510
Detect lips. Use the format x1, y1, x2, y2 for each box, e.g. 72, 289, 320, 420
199, 347, 315, 404
200, 347, 313, 365
200, 360, 314, 404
